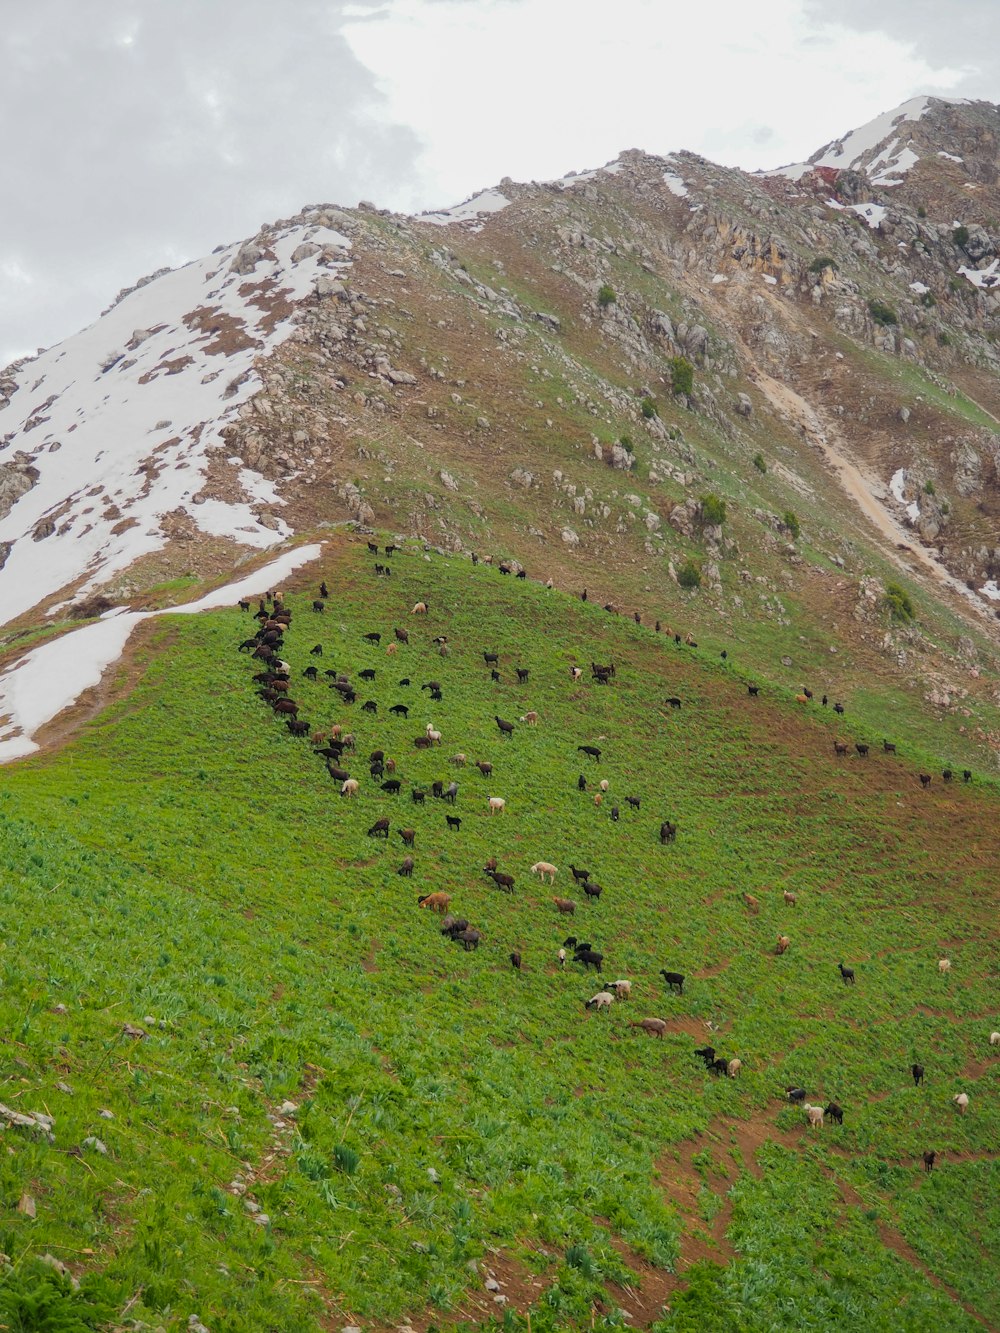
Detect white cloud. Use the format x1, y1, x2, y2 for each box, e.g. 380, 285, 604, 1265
344, 0, 964, 204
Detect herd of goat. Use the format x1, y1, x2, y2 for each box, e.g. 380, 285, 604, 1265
235, 542, 991, 1159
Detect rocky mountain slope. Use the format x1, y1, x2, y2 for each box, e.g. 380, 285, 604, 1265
2, 94, 1000, 766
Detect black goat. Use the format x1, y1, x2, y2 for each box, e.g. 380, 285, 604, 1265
583, 881, 603, 900
446, 815, 462, 831
660, 821, 678, 844
577, 745, 601, 761
665, 696, 682, 709
495, 716, 515, 737
389, 704, 409, 717
825, 1103, 844, 1126
574, 949, 603, 972
367, 818, 390, 838
838, 962, 855, 984
912, 1063, 925, 1086
363, 632, 381, 644
398, 857, 414, 877
569, 864, 590, 883
660, 970, 684, 993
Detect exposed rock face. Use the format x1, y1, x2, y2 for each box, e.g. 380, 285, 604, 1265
0, 459, 38, 521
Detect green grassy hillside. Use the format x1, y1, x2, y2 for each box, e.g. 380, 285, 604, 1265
0, 538, 996, 1331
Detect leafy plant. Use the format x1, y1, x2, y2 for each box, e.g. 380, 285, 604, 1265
782, 511, 801, 541
677, 559, 702, 589
885, 582, 915, 621
698, 493, 727, 527
597, 284, 617, 309
868, 299, 898, 327
669, 356, 694, 397
953, 224, 970, 251
808, 256, 838, 274
752, 453, 766, 474
923, 480, 935, 496
641, 396, 658, 419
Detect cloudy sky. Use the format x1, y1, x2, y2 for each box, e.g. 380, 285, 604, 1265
1, 0, 995, 364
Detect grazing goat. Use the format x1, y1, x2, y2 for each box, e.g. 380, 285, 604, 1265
394, 627, 409, 644
575, 949, 603, 972
660, 821, 677, 844
577, 745, 602, 761
833, 702, 845, 716
516, 668, 530, 684
445, 815, 462, 832
709, 1058, 729, 1077
488, 870, 515, 893
919, 773, 932, 788
569, 864, 590, 883
558, 948, 566, 967
363, 632, 381, 645
599, 779, 610, 792
923, 1151, 936, 1173
389, 704, 409, 718
747, 685, 760, 697
776, 935, 791, 955
367, 818, 390, 838
743, 892, 760, 914
495, 716, 515, 737
825, 1102, 844, 1126
783, 890, 797, 906
411, 789, 426, 804
834, 741, 849, 757
531, 861, 557, 884
510, 951, 522, 971
607, 980, 631, 999
953, 1093, 969, 1115
303, 666, 318, 681
838, 962, 855, 984
963, 770, 972, 783
665, 696, 682, 709
578, 774, 587, 792
626, 795, 640, 811
803, 1103, 825, 1129
570, 666, 582, 681
444, 781, 458, 803
398, 828, 416, 847
786, 1087, 806, 1103
520, 711, 538, 726
593, 794, 603, 808
398, 857, 414, 877
583, 882, 603, 901
476, 761, 493, 777
856, 743, 869, 758
634, 1018, 667, 1038
418, 892, 451, 912
340, 778, 359, 798
381, 779, 402, 796
694, 1047, 716, 1066
585, 991, 615, 1011
451, 753, 466, 767
553, 898, 576, 915
938, 958, 951, 974
488, 797, 506, 815
912, 1064, 924, 1086
660, 970, 685, 994
456, 929, 481, 951
943, 769, 953, 783
728, 1059, 742, 1078
412, 602, 427, 615
884, 740, 897, 754
483, 652, 499, 666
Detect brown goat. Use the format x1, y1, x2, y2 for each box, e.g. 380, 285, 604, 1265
418, 892, 452, 912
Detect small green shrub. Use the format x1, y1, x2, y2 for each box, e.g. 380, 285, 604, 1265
953, 224, 970, 250
917, 205, 927, 219
808, 256, 838, 274
782, 511, 801, 541
752, 452, 767, 474
619, 433, 633, 449
885, 582, 915, 621
677, 559, 702, 590
698, 493, 727, 527
333, 1143, 360, 1174
565, 1244, 597, 1278
640, 396, 658, 419
920, 290, 937, 308
868, 299, 898, 327
669, 356, 694, 397
923, 479, 936, 496
597, 284, 617, 309
939, 331, 952, 346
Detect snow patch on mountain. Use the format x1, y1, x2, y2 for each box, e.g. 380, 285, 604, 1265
958, 258, 1000, 289
417, 189, 511, 226
0, 542, 322, 762
0, 222, 349, 629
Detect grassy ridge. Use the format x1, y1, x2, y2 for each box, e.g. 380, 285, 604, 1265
0, 538, 996, 1330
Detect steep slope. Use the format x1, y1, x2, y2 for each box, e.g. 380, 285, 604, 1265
2, 97, 1000, 775
0, 538, 995, 1330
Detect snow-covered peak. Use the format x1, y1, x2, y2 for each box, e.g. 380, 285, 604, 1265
0, 220, 349, 629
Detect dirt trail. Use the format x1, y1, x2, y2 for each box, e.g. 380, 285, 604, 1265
753, 370, 999, 635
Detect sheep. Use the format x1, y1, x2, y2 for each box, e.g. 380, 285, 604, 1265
531, 861, 557, 884
488, 797, 506, 815
340, 778, 360, 798
783, 890, 797, 907
626, 795, 641, 811
991, 1032, 1000, 1047
834, 741, 849, 757
451, 753, 466, 767
795, 694, 809, 704
412, 602, 428, 614
570, 666, 582, 681
583, 881, 603, 901
786, 1087, 807, 1103
953, 1092, 969, 1115
599, 779, 610, 793
593, 794, 603, 808
558, 948, 566, 967
456, 929, 481, 951
553, 898, 576, 914
923, 1151, 936, 1173
776, 935, 791, 955
418, 892, 451, 912
825, 1102, 844, 1126
912, 1064, 925, 1086
476, 761, 493, 777
397, 856, 415, 877
660, 970, 685, 994
743, 892, 760, 914
585, 991, 615, 1011
727, 1058, 742, 1078
574, 948, 603, 972
486, 870, 515, 893
426, 724, 442, 745
634, 1018, 667, 1038
803, 1103, 825, 1129
938, 958, 951, 974
607, 980, 632, 999
440, 915, 468, 937
398, 828, 416, 847
520, 711, 538, 726
838, 962, 855, 984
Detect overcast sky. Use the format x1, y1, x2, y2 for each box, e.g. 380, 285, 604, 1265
1, 0, 996, 365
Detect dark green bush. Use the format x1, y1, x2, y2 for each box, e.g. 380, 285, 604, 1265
669, 356, 694, 397
923, 479, 935, 496
885, 582, 915, 621
782, 511, 801, 541
953, 224, 970, 251
809, 256, 838, 274
698, 493, 727, 526
597, 284, 617, 308
752, 452, 767, 474
640, 396, 658, 419
920, 290, 937, 308
917, 205, 927, 219
677, 559, 702, 590
868, 299, 898, 326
